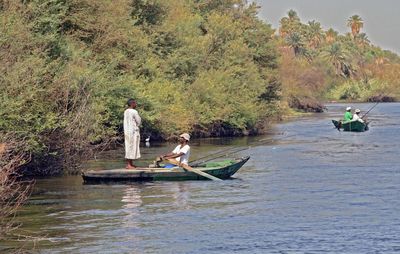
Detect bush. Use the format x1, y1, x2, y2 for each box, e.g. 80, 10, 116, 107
0, 136, 33, 246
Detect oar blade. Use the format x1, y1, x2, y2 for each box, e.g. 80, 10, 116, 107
166, 159, 222, 181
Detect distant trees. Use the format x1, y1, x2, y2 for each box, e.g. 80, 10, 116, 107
277, 10, 399, 104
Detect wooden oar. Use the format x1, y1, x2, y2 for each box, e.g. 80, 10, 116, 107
166, 158, 222, 181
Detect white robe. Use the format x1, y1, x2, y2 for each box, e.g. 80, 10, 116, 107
124, 108, 141, 159
352, 113, 364, 123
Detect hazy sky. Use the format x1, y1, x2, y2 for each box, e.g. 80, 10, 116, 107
255, 0, 400, 54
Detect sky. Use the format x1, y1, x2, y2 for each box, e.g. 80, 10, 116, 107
255, 0, 400, 54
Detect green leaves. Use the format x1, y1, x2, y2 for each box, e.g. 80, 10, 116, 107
1, 0, 281, 172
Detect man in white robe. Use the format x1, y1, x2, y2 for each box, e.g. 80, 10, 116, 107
124, 99, 141, 169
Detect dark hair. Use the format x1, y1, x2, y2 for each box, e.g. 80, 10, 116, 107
127, 98, 136, 106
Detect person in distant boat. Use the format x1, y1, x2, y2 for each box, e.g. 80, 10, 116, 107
124, 99, 141, 169
343, 106, 353, 121
159, 133, 191, 166
352, 109, 364, 123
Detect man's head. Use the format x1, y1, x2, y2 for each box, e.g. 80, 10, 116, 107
355, 109, 361, 114
127, 98, 137, 108
179, 133, 190, 143
346, 106, 351, 111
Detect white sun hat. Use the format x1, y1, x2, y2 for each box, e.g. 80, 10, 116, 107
346, 106, 352, 111
355, 109, 361, 113
179, 133, 190, 141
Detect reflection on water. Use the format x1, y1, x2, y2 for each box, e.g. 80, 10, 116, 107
2, 103, 400, 253
121, 185, 142, 225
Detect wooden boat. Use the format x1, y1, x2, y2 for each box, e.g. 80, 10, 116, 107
332, 119, 369, 132
82, 156, 250, 183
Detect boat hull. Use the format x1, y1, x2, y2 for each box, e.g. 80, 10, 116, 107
332, 120, 369, 132
82, 156, 250, 183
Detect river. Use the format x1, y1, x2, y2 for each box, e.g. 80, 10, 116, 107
1, 103, 400, 253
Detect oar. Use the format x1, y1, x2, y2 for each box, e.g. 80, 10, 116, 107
166, 158, 222, 181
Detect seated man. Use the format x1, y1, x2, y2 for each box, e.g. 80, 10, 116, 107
343, 106, 352, 122
159, 133, 191, 167
352, 109, 364, 123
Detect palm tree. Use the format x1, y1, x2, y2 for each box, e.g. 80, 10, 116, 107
306, 20, 324, 48
279, 9, 300, 37
287, 9, 300, 22
326, 28, 338, 44
285, 32, 305, 56
347, 15, 363, 38
322, 43, 349, 76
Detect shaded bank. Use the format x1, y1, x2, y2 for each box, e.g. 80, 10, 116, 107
0, 137, 34, 250
288, 96, 326, 113
367, 95, 397, 102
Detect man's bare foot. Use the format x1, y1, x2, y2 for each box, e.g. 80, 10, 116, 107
126, 165, 136, 169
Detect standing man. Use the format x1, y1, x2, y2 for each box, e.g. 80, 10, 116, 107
124, 99, 141, 169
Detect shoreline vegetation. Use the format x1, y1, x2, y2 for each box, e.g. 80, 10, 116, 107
0, 137, 34, 249
1, 0, 399, 178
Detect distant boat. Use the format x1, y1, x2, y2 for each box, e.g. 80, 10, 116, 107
82, 156, 250, 183
332, 120, 369, 132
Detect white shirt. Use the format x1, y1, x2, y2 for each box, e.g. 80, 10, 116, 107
172, 144, 190, 165
352, 113, 364, 123
124, 108, 141, 135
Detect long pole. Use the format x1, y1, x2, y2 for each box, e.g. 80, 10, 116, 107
361, 102, 379, 119
189, 134, 297, 166
189, 146, 245, 164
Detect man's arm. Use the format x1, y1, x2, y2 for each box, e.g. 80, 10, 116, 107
133, 110, 141, 127
162, 152, 184, 160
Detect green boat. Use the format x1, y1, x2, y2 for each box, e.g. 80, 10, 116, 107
332, 119, 369, 132
82, 156, 250, 183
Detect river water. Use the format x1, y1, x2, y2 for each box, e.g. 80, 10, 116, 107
2, 103, 400, 253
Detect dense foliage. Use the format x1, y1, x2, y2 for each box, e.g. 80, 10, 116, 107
0, 0, 279, 173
